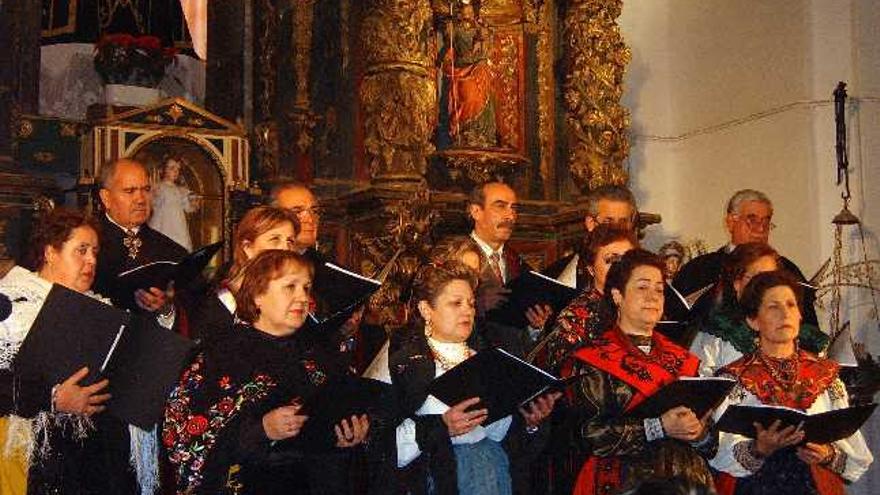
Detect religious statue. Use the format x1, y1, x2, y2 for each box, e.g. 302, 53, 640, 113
148, 155, 200, 252
438, 1, 498, 148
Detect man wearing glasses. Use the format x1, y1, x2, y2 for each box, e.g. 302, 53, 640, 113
544, 184, 639, 289
271, 182, 323, 257
672, 188, 816, 324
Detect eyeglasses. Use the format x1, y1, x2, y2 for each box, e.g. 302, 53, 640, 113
601, 253, 624, 265
289, 206, 324, 219
736, 214, 776, 231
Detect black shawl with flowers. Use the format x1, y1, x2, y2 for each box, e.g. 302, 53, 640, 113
163, 324, 340, 494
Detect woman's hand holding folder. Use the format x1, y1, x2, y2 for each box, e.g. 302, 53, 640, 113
53, 366, 111, 416
661, 406, 705, 442
443, 397, 489, 436
753, 419, 805, 457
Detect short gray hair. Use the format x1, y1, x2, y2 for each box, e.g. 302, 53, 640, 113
726, 189, 772, 215
585, 185, 637, 217
100, 158, 147, 189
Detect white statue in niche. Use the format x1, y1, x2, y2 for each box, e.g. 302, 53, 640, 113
148, 156, 200, 251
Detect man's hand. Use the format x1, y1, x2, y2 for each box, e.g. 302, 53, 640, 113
520, 391, 562, 428
525, 304, 553, 330
135, 283, 174, 313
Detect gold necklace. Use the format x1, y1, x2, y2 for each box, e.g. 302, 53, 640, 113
757, 351, 799, 388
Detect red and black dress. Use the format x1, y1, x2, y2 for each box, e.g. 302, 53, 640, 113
562, 327, 716, 495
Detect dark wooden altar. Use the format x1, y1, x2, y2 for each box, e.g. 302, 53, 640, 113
1, 0, 635, 327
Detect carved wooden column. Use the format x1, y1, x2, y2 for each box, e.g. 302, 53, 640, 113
0, 0, 58, 261
286, 0, 319, 183
206, 0, 246, 125
358, 0, 436, 191
560, 0, 631, 192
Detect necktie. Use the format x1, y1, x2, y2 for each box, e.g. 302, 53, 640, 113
489, 252, 504, 283
123, 229, 142, 260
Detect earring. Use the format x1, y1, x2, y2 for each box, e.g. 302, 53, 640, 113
425, 319, 433, 337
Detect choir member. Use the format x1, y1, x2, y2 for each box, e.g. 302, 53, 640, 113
0, 208, 158, 494
463, 182, 551, 357
187, 206, 298, 341
94, 158, 187, 325
544, 185, 638, 290
532, 225, 637, 374
563, 249, 717, 495
689, 243, 828, 377
271, 181, 324, 262
163, 250, 369, 494
672, 189, 817, 326
711, 270, 872, 494
385, 261, 559, 495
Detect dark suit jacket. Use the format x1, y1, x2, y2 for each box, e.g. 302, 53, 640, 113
462, 236, 536, 357
94, 214, 188, 309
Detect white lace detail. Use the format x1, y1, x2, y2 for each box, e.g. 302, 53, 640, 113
0, 267, 53, 370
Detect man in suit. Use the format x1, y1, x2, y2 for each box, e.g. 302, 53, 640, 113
464, 181, 552, 357
671, 188, 817, 324
544, 184, 639, 289
94, 158, 187, 323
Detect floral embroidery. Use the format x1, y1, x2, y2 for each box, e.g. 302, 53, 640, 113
720, 351, 839, 410
218, 375, 232, 390
302, 359, 327, 386
163, 354, 277, 493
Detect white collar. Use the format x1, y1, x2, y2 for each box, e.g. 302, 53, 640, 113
470, 231, 505, 259
105, 213, 141, 234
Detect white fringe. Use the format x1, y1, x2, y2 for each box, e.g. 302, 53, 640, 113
129, 424, 159, 495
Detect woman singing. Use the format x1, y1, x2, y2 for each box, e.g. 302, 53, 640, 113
0, 208, 161, 495
385, 261, 559, 495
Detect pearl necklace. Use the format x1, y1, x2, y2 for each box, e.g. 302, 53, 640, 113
427, 337, 474, 371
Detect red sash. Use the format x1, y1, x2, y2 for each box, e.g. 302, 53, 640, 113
570, 328, 699, 495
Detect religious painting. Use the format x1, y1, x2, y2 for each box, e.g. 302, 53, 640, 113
435, 0, 525, 154
130, 137, 224, 254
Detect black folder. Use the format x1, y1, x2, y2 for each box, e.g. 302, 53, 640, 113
290, 375, 389, 451
311, 262, 382, 323
716, 403, 877, 444
486, 271, 580, 328
427, 347, 577, 424
626, 376, 737, 419
114, 242, 223, 307
12, 284, 196, 428
102, 315, 196, 428
13, 285, 131, 388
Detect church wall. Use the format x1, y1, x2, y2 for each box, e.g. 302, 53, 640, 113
619, 0, 879, 278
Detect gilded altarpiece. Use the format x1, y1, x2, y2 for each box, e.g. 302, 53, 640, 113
239, 0, 632, 326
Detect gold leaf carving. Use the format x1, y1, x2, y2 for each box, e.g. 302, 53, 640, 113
359, 0, 436, 181
353, 187, 439, 327
561, 0, 631, 192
